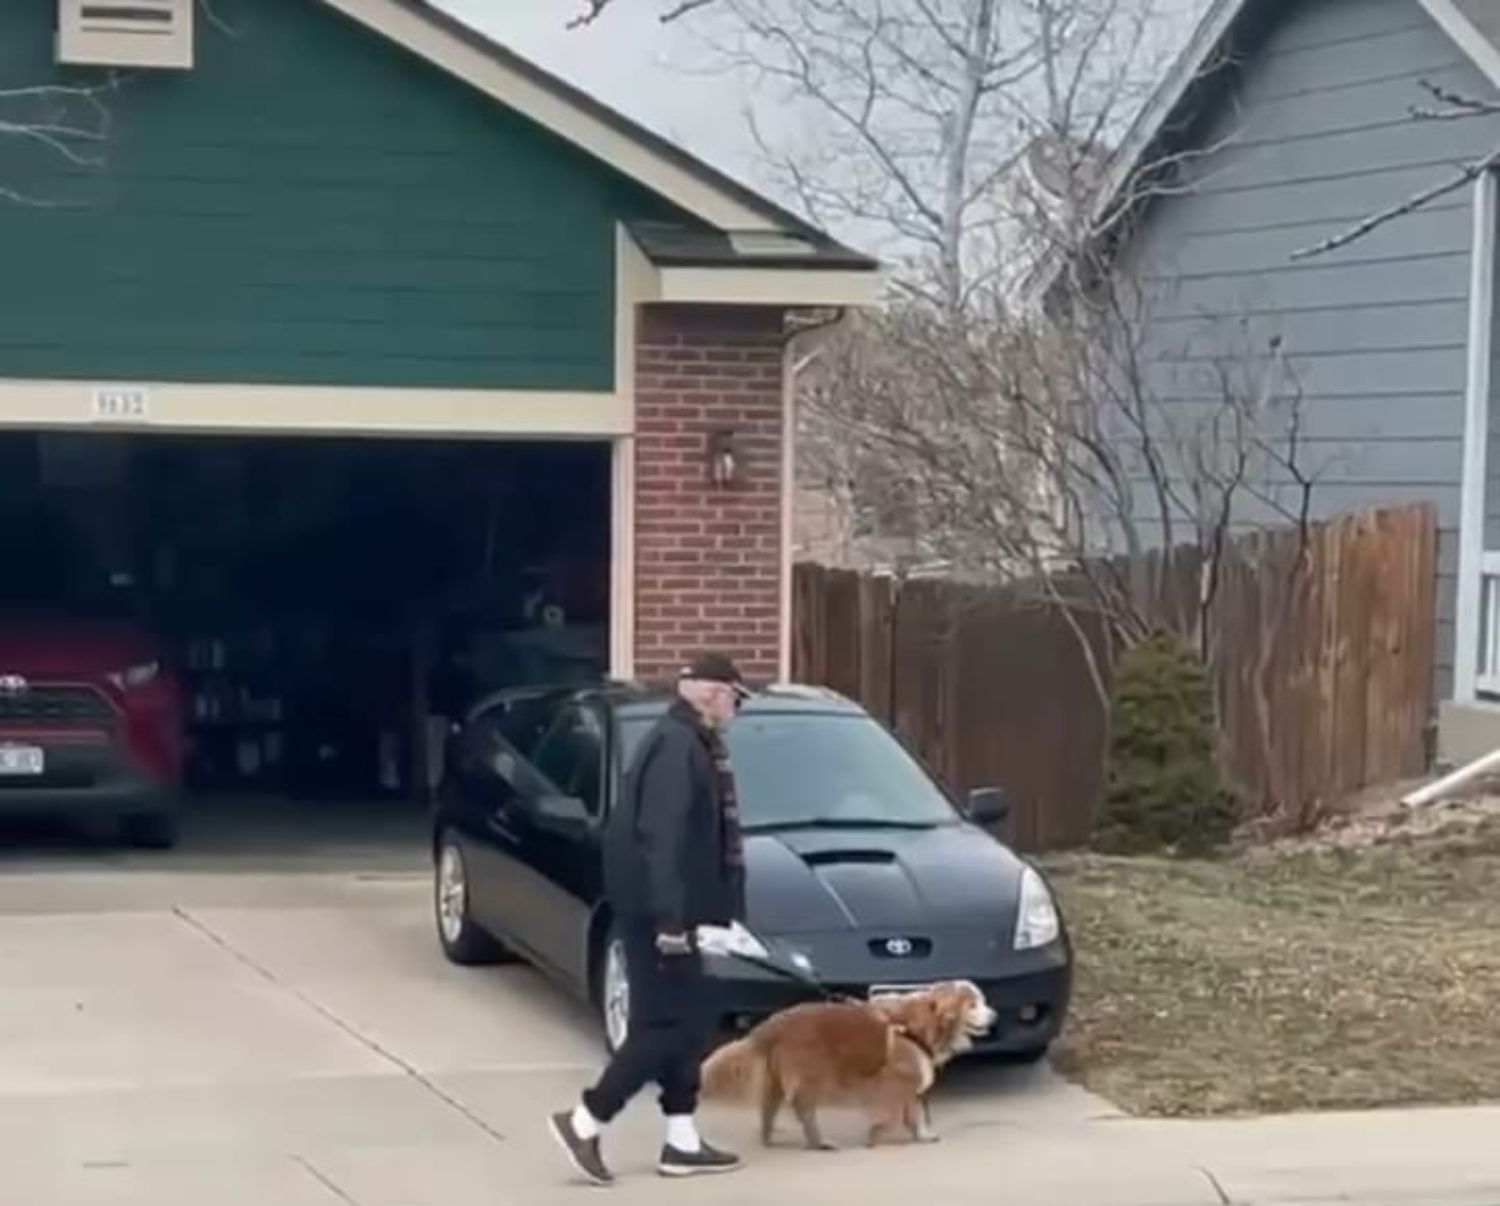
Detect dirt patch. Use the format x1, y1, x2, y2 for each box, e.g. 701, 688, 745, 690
1041, 817, 1500, 1116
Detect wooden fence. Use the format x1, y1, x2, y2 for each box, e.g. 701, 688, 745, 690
791, 503, 1437, 850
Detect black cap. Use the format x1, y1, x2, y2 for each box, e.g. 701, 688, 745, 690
679, 651, 752, 696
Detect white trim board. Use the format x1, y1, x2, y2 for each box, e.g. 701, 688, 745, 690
1452, 168, 1497, 703
609, 224, 652, 681
655, 266, 885, 308
1420, 0, 1500, 90
778, 339, 798, 683
0, 379, 630, 439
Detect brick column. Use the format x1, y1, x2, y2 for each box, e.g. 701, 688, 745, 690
633, 304, 786, 683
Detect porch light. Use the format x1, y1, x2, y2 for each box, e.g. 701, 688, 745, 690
707, 429, 739, 486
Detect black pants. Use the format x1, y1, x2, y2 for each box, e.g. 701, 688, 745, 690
583, 918, 715, 1121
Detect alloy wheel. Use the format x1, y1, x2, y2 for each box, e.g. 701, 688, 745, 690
437, 843, 467, 946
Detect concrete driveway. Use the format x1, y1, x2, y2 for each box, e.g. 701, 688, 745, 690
0, 811, 1130, 1206
6, 812, 1495, 1206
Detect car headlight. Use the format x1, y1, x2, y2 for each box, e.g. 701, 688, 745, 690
1014, 865, 1061, 951
696, 921, 770, 960
109, 660, 161, 691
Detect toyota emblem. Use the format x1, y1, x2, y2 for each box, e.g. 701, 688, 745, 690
884, 937, 914, 957
0, 674, 28, 697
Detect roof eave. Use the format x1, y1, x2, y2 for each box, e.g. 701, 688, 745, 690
1419, 0, 1500, 89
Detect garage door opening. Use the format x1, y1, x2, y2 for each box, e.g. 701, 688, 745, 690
0, 430, 612, 853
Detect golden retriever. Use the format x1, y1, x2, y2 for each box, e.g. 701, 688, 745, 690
699, 980, 996, 1149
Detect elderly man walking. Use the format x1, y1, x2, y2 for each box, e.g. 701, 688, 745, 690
548, 653, 751, 1184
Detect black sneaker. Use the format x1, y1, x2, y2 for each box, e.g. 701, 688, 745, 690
548, 1111, 613, 1186
658, 1141, 742, 1177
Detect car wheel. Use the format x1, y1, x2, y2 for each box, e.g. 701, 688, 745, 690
598, 923, 631, 1055
1001, 1043, 1051, 1066
121, 810, 180, 850
434, 834, 511, 966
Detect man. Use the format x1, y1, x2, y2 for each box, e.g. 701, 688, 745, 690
549, 652, 751, 1184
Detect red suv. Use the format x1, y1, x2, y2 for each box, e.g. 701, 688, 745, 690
0, 497, 185, 848
0, 619, 184, 847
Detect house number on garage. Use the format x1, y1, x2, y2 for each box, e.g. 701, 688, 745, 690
90, 386, 151, 424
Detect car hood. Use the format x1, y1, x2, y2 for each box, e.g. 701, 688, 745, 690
0, 621, 160, 678
744, 822, 1025, 935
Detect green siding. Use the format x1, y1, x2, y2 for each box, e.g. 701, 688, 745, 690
0, 0, 688, 390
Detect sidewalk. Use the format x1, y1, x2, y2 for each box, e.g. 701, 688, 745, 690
13, 1074, 1492, 1206
508, 1094, 1500, 1206
662, 1100, 1500, 1206
1165, 1103, 1500, 1206
958, 1102, 1500, 1206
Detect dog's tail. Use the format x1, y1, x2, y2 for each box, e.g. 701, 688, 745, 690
699, 1037, 766, 1103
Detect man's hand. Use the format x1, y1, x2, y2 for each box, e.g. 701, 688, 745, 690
655, 931, 693, 956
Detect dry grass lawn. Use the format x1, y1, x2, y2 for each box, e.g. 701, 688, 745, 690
1040, 814, 1500, 1116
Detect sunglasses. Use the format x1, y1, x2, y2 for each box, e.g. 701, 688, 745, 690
715, 682, 749, 711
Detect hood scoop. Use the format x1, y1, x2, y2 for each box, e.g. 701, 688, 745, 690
799, 848, 896, 867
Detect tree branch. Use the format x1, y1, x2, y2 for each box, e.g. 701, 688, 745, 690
567, 0, 717, 26
0, 80, 115, 203
1291, 142, 1500, 260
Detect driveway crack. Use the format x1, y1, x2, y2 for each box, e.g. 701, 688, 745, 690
172, 906, 507, 1147
1199, 1165, 1234, 1206
291, 1153, 362, 1205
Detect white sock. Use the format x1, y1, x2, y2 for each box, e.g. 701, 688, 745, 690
570, 1103, 601, 1141
665, 1114, 701, 1153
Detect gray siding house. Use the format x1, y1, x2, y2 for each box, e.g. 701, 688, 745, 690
1070, 0, 1500, 763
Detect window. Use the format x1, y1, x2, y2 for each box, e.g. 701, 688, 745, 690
470, 691, 563, 761
619, 709, 959, 830
530, 706, 606, 816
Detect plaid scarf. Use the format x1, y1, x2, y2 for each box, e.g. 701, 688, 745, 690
700, 722, 745, 875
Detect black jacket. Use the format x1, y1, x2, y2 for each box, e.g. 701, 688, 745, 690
603, 701, 743, 932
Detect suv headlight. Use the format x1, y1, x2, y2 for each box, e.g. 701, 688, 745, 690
1014, 865, 1061, 951
109, 660, 161, 691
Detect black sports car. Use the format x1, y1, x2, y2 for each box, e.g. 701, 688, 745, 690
430, 682, 1071, 1059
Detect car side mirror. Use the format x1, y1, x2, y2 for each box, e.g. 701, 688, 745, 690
534, 793, 590, 831
966, 786, 1010, 827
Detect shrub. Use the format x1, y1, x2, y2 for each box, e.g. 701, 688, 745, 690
1095, 631, 1238, 856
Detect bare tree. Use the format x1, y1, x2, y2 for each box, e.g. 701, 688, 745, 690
1293, 79, 1500, 260
801, 260, 1315, 706
697, 0, 1205, 595
567, 0, 719, 27
697, 0, 1178, 313
0, 82, 112, 205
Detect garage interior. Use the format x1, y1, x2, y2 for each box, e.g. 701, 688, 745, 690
0, 429, 611, 846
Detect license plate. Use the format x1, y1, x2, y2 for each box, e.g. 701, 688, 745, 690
0, 745, 44, 776
869, 983, 937, 1000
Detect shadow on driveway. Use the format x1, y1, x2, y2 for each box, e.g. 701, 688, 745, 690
0, 793, 430, 875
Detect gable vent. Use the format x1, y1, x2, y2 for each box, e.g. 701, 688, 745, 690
57, 0, 194, 70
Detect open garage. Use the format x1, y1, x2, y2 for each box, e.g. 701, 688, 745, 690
0, 0, 877, 855
0, 429, 611, 847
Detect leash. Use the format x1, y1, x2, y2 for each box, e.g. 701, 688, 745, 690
721, 949, 863, 1005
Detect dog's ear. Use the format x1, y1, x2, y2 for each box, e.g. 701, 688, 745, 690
935, 986, 969, 1035
908, 995, 945, 1044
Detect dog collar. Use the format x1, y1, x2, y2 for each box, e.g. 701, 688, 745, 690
896, 1024, 937, 1060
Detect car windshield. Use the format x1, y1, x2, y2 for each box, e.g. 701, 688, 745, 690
622, 711, 958, 830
